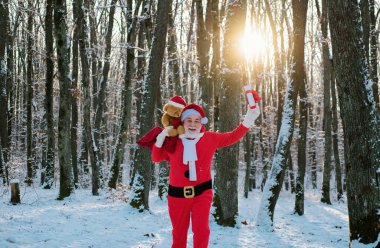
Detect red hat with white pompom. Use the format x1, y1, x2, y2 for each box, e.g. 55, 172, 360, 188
180, 103, 208, 124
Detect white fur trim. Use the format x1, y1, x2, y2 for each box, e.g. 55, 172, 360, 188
181, 109, 201, 121
168, 100, 185, 109
201, 117, 208, 124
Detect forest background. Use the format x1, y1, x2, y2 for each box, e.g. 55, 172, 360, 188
0, 0, 379, 247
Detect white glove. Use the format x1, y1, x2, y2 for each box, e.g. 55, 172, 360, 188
242, 106, 260, 128
155, 126, 173, 148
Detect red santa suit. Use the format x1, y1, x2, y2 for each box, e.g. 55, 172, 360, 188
152, 122, 249, 248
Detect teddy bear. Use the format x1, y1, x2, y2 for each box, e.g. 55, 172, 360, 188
161, 96, 187, 137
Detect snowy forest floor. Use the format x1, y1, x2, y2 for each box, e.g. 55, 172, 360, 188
0, 181, 349, 248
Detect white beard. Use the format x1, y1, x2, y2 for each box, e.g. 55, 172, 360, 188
180, 131, 204, 139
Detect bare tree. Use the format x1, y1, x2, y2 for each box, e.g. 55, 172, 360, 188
130, 0, 172, 211
328, 0, 380, 245
319, 0, 332, 205
54, 0, 74, 199
26, 0, 34, 186
78, 0, 101, 196
43, 0, 55, 189
71, 0, 80, 187
213, 0, 246, 227
0, 0, 9, 184
257, 0, 308, 228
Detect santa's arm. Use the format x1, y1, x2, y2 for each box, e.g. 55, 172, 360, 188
215, 124, 250, 148
152, 145, 169, 162
215, 107, 261, 148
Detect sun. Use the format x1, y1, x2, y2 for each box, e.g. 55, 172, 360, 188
240, 25, 267, 61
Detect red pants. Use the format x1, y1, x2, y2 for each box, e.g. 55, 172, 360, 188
168, 189, 213, 248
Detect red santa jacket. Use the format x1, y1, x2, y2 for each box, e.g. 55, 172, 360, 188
152, 124, 249, 187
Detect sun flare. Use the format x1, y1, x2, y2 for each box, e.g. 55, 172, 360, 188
240, 25, 267, 61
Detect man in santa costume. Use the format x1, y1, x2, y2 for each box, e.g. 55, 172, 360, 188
152, 103, 260, 248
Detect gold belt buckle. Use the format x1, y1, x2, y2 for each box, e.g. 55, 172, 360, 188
184, 186, 195, 198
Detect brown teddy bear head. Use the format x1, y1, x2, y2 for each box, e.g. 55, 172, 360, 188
163, 96, 187, 118
163, 104, 183, 118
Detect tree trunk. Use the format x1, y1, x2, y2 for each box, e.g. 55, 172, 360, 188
71, 0, 79, 188
88, 0, 98, 110
43, 0, 55, 189
167, 3, 181, 96
369, 0, 378, 105
320, 0, 332, 205
330, 65, 343, 201
259, 128, 270, 192
78, 0, 101, 196
108, 0, 142, 189
287, 152, 296, 193
244, 131, 252, 198
213, 0, 246, 227
54, 0, 74, 199
294, 44, 308, 215
293, 0, 310, 215
210, 0, 221, 130
328, 0, 380, 245
4, 0, 17, 185
195, 0, 212, 117
26, 0, 34, 186
130, 0, 172, 211
359, 0, 370, 61
257, 0, 308, 229
10, 180, 20, 204
182, 0, 195, 101
93, 0, 118, 181
0, 0, 9, 183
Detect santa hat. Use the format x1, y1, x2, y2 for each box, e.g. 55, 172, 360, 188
180, 104, 208, 124
167, 95, 186, 109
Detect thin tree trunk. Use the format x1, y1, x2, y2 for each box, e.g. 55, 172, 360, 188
130, 0, 172, 211
287, 150, 296, 193
88, 0, 98, 108
244, 131, 252, 198
78, 0, 101, 196
26, 0, 34, 186
330, 64, 343, 201
5, 0, 15, 185
71, 0, 79, 188
359, 0, 370, 61
195, 0, 212, 116
0, 0, 9, 183
320, 0, 332, 205
43, 0, 55, 189
294, 51, 308, 215
369, 0, 378, 105
328, 0, 380, 245
210, 0, 220, 130
167, 2, 181, 96
54, 0, 74, 199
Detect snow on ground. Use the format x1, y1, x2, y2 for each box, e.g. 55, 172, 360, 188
0, 183, 349, 248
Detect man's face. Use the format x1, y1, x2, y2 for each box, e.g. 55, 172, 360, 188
183, 114, 202, 134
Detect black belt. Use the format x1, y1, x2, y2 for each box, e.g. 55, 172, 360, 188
168, 180, 212, 198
